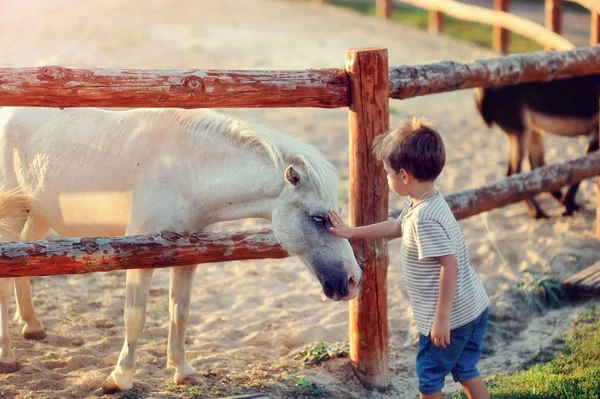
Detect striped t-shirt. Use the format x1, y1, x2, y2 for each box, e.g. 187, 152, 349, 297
397, 191, 489, 336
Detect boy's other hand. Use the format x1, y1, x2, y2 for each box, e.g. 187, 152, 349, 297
328, 210, 355, 239
431, 316, 451, 348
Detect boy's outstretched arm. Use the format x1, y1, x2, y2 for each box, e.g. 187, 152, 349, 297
431, 254, 458, 349
328, 209, 402, 240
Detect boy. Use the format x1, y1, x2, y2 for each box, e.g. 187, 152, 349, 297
328, 118, 490, 399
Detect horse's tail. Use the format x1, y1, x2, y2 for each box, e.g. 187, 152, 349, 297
0, 188, 32, 234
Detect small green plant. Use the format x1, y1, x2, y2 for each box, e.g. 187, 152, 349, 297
295, 341, 349, 365
165, 383, 182, 392
187, 384, 204, 398
296, 377, 310, 387
516, 271, 567, 313
295, 377, 328, 397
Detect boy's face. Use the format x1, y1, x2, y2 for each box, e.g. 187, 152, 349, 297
383, 161, 409, 196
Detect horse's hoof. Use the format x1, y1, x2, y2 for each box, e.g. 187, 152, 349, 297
23, 329, 46, 341
101, 375, 122, 394
532, 211, 549, 220
175, 373, 202, 386
22, 321, 46, 340
0, 361, 19, 373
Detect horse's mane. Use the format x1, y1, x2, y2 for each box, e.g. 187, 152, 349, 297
186, 111, 340, 206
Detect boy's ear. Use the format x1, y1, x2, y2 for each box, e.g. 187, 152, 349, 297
399, 168, 409, 182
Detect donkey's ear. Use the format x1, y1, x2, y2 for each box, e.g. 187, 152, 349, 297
285, 165, 301, 187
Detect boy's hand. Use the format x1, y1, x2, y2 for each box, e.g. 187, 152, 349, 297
328, 210, 355, 239
431, 315, 451, 348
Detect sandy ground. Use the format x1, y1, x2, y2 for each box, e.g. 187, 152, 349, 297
0, 0, 599, 398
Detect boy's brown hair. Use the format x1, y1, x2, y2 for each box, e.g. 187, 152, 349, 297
372, 117, 445, 181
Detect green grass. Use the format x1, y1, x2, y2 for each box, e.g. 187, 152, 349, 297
452, 305, 600, 399
328, 0, 543, 53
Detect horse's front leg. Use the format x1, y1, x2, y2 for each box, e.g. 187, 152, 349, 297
102, 268, 155, 393
168, 265, 200, 385
0, 278, 17, 373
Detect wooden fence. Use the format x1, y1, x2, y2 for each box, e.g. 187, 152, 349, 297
0, 45, 599, 391
313, 0, 600, 53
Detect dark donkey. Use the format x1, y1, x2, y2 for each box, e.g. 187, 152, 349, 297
475, 74, 600, 219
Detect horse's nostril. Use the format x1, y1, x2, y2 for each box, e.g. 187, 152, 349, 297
323, 281, 335, 298
348, 275, 358, 291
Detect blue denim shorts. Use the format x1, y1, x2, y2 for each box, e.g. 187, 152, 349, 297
416, 307, 489, 395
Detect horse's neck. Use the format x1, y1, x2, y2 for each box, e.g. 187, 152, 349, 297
191, 149, 285, 228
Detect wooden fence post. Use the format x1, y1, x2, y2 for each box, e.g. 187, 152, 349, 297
429, 10, 445, 35
545, 0, 563, 50
493, 0, 510, 53
592, 11, 600, 46
346, 48, 389, 391
377, 0, 393, 20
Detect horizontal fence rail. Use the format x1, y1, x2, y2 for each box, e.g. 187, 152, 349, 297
2, 48, 597, 107
389, 152, 600, 221
0, 228, 288, 278
389, 46, 600, 99
2, 153, 598, 278
0, 67, 350, 109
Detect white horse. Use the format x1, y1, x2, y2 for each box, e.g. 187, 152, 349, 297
0, 106, 361, 392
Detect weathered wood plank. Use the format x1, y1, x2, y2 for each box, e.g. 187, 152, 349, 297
562, 263, 600, 293
0, 228, 288, 278
377, 0, 393, 19
388, 152, 600, 221
493, 0, 510, 53
545, 0, 563, 50
429, 10, 444, 35
389, 46, 600, 99
1, 153, 597, 278
0, 67, 349, 109
347, 47, 390, 391
592, 11, 600, 46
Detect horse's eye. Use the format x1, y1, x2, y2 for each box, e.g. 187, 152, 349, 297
311, 215, 325, 223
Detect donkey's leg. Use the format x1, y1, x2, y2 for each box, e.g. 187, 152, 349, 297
168, 265, 199, 385
508, 132, 547, 219
102, 267, 155, 393
561, 127, 599, 216
528, 129, 563, 204
14, 217, 49, 340
506, 133, 523, 176
0, 278, 17, 373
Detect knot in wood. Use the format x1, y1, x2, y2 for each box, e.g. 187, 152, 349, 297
182, 76, 205, 94
37, 66, 74, 83
76, 238, 99, 255
160, 231, 184, 243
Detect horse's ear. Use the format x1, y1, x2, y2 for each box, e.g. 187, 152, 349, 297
285, 165, 301, 187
